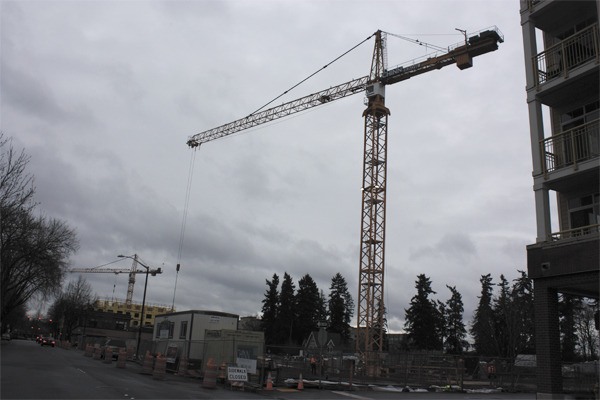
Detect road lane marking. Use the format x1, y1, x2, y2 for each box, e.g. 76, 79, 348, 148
331, 391, 372, 399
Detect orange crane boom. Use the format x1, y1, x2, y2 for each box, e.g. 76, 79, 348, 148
186, 27, 503, 372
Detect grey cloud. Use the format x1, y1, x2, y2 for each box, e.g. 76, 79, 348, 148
409, 233, 477, 263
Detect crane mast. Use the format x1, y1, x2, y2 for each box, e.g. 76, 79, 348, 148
357, 30, 389, 369
186, 26, 503, 373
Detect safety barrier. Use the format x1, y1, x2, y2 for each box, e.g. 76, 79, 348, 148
265, 372, 273, 390
217, 362, 227, 383
103, 347, 112, 364
117, 349, 127, 368
127, 346, 134, 360
141, 351, 154, 375
84, 344, 93, 357
202, 358, 217, 389
176, 356, 188, 376
297, 373, 304, 390
93, 346, 102, 360
153, 354, 167, 380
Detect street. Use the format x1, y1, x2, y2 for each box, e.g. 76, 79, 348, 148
1, 340, 536, 400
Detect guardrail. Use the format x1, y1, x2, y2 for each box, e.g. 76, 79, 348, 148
540, 119, 599, 174
533, 24, 599, 88
549, 224, 600, 241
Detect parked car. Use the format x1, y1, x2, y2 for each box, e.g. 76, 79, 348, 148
40, 337, 55, 347
100, 339, 127, 360
1, 333, 11, 341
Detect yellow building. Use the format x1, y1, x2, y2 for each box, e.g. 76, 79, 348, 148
93, 298, 173, 328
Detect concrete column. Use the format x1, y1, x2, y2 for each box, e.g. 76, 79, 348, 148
520, 16, 538, 92
533, 182, 552, 242
534, 281, 563, 395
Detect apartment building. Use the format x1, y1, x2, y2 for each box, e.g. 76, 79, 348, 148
520, 0, 599, 397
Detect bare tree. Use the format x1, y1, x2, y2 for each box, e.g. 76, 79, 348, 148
1, 134, 78, 325
48, 276, 96, 340
575, 299, 599, 360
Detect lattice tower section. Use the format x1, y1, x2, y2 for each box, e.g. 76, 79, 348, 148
356, 93, 390, 364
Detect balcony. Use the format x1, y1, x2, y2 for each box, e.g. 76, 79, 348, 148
549, 223, 600, 241
533, 24, 599, 88
540, 119, 599, 175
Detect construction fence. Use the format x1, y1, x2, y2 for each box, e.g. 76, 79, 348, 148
80, 337, 599, 394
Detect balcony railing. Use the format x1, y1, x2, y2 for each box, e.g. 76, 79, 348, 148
540, 119, 599, 174
533, 24, 599, 88
549, 224, 600, 241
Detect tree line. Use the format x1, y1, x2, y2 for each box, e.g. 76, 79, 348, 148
262, 269, 598, 361
260, 272, 354, 346
403, 271, 597, 360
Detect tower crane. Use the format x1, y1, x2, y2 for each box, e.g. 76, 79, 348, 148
70, 254, 161, 307
186, 27, 503, 371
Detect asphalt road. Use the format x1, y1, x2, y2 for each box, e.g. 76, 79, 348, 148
1, 339, 536, 400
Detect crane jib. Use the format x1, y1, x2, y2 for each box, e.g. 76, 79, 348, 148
186, 76, 370, 147
186, 27, 503, 148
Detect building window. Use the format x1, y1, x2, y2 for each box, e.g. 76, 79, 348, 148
180, 321, 188, 339
568, 193, 600, 229
134, 313, 139, 318
146, 314, 152, 320
560, 100, 599, 132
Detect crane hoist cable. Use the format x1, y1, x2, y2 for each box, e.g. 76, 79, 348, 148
171, 148, 197, 311
177, 149, 196, 266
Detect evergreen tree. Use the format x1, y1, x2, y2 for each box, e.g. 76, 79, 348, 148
404, 274, 442, 350
437, 300, 447, 351
294, 274, 321, 344
559, 294, 581, 361
261, 274, 279, 345
471, 274, 496, 356
276, 272, 297, 345
493, 274, 511, 357
510, 270, 535, 355
317, 290, 328, 323
444, 285, 467, 354
328, 272, 354, 342
373, 300, 388, 351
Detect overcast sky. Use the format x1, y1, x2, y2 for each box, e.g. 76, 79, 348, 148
3, 0, 536, 334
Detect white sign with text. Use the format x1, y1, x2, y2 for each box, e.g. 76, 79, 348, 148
227, 367, 248, 382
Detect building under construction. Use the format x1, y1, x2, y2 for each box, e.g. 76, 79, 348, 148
93, 298, 172, 328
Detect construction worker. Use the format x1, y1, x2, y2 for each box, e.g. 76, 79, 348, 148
310, 355, 317, 374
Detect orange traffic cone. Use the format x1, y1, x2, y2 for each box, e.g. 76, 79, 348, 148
297, 373, 304, 390
265, 372, 273, 390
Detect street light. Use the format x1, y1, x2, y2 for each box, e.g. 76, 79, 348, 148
118, 254, 162, 359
